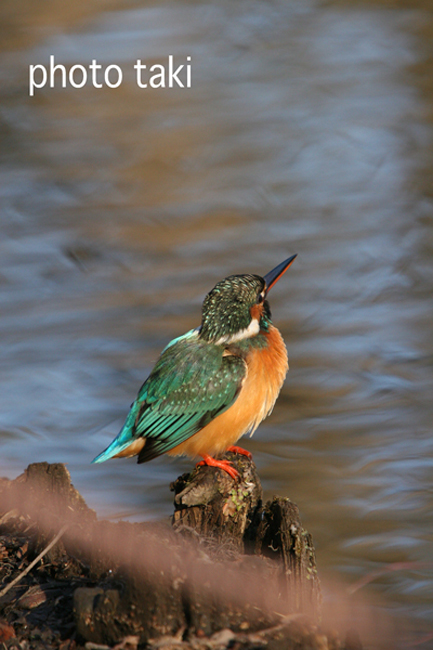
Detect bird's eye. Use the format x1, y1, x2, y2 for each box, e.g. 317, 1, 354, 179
257, 291, 265, 304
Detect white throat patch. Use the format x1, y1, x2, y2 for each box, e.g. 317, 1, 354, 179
214, 318, 260, 346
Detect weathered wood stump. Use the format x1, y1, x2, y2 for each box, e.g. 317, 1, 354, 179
0, 459, 336, 649
172, 451, 321, 618
172, 451, 263, 550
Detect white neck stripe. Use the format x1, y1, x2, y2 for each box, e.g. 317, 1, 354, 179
214, 318, 260, 346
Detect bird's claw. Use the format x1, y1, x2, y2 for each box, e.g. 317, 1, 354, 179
227, 445, 253, 460
196, 454, 240, 480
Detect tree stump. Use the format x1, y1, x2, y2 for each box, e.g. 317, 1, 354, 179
172, 451, 263, 553
171, 451, 321, 617
0, 458, 327, 648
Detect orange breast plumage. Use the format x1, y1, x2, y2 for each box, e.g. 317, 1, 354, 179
168, 325, 288, 459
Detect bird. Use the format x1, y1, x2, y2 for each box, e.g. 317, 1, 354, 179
92, 254, 297, 480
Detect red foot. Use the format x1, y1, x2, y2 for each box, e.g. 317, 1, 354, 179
196, 454, 239, 480
227, 445, 253, 460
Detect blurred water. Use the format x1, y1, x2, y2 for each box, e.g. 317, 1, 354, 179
1, 0, 433, 643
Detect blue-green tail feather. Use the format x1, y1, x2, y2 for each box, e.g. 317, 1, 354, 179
91, 401, 141, 464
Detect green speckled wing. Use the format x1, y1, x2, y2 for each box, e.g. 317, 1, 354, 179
92, 329, 246, 464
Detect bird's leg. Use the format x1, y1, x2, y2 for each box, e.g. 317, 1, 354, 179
196, 454, 239, 480
227, 445, 253, 460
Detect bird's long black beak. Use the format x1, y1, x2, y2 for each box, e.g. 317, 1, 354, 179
263, 254, 297, 294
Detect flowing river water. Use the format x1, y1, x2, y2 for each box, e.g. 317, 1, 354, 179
1, 0, 433, 645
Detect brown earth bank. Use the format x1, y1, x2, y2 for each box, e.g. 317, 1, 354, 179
0, 455, 361, 650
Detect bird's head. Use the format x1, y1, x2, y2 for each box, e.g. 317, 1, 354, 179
199, 254, 297, 345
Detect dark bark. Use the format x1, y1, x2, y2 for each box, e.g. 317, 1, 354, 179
172, 451, 321, 618
0, 458, 347, 650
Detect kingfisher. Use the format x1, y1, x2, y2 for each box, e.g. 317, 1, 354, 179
92, 255, 297, 479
